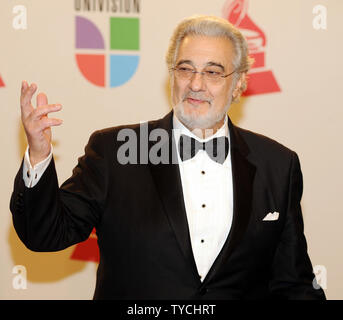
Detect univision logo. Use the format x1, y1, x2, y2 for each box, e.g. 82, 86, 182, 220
75, 2, 140, 88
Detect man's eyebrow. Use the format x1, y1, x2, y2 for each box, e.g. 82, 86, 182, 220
176, 60, 194, 67
205, 62, 225, 71
176, 60, 225, 71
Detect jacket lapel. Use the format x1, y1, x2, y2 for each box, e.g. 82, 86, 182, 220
201, 117, 256, 285
148, 111, 200, 282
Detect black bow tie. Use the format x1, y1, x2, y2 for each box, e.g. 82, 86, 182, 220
178, 134, 229, 164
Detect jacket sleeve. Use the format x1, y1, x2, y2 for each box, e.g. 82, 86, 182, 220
269, 152, 326, 300
10, 130, 107, 252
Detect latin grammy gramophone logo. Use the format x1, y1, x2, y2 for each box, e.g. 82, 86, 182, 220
223, 0, 281, 96
70, 228, 99, 262
0, 74, 5, 87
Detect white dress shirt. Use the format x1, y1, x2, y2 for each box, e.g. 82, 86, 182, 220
173, 115, 233, 281
23, 115, 234, 281
23, 146, 53, 188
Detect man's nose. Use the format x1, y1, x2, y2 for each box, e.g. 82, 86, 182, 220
189, 72, 206, 92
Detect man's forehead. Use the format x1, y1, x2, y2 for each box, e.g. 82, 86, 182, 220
176, 35, 234, 68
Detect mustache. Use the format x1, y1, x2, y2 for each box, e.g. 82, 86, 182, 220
182, 91, 213, 104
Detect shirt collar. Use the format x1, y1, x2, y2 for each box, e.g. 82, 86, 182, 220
172, 113, 231, 167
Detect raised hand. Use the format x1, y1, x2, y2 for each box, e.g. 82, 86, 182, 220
20, 81, 63, 166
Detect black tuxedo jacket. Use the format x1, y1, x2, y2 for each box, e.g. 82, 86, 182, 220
10, 111, 325, 300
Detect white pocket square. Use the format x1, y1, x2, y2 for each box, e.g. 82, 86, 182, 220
263, 211, 279, 221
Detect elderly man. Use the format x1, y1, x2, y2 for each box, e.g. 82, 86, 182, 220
10, 15, 325, 300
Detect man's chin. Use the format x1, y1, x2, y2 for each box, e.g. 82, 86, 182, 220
174, 104, 222, 130
181, 101, 210, 117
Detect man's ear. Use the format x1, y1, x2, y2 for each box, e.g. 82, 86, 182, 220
232, 73, 246, 100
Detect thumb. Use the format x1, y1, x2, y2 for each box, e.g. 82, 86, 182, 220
36, 92, 48, 107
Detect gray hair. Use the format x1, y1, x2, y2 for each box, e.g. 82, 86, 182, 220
166, 15, 254, 100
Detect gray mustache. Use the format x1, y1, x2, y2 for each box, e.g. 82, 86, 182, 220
182, 92, 213, 104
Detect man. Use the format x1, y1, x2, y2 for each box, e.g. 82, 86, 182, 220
10, 15, 325, 299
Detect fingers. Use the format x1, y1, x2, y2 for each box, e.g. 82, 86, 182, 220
39, 117, 63, 131
31, 104, 62, 121
21, 80, 28, 93
36, 92, 48, 107
20, 81, 37, 106
20, 81, 37, 118
20, 81, 64, 135
20, 81, 63, 160
20, 81, 62, 120
26, 115, 63, 136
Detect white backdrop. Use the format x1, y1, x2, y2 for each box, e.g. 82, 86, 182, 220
1, 0, 342, 299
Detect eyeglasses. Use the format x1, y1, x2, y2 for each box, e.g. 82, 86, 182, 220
171, 66, 237, 84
